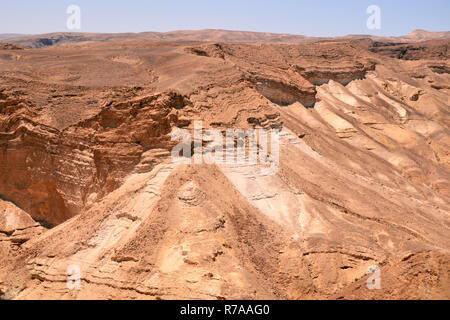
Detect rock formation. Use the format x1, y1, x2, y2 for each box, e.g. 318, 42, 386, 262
0, 33, 448, 299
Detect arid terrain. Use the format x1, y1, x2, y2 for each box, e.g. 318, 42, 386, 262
0, 29, 449, 300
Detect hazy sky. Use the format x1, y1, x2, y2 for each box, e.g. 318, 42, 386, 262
1, 0, 449, 36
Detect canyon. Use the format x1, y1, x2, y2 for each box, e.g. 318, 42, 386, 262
0, 30, 449, 299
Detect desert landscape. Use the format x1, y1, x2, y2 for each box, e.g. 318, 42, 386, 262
0, 29, 449, 300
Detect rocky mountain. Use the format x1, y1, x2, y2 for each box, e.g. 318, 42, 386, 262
0, 35, 449, 299
405, 29, 450, 41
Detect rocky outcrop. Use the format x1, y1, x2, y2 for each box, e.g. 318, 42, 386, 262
0, 43, 23, 50
368, 40, 450, 60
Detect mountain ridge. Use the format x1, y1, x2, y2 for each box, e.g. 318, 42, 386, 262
2, 29, 449, 48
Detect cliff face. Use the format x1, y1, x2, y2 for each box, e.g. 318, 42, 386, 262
0, 38, 449, 299
0, 86, 188, 226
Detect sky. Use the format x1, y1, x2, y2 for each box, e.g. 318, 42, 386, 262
0, 0, 449, 36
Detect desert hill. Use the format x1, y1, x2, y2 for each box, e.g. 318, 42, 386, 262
3, 29, 450, 48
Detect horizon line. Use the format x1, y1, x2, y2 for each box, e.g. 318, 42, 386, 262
2, 28, 450, 39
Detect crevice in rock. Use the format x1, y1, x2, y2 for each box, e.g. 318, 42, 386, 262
254, 79, 317, 108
